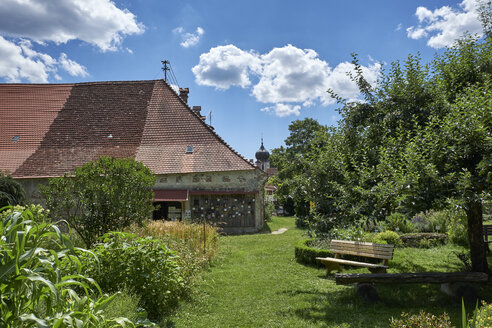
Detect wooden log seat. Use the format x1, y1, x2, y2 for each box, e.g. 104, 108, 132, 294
316, 240, 394, 274
335, 272, 489, 303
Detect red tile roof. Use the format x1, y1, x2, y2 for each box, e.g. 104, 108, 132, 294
0, 80, 256, 178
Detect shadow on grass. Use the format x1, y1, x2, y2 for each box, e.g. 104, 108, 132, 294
260, 222, 272, 233
276, 281, 479, 327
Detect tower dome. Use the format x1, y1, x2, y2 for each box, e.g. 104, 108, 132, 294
255, 139, 270, 162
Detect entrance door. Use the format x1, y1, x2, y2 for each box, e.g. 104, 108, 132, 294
153, 201, 183, 221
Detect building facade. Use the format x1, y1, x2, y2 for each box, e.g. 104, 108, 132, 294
0, 80, 267, 233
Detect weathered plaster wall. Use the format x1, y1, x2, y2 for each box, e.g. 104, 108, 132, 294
17, 168, 267, 234
154, 169, 267, 234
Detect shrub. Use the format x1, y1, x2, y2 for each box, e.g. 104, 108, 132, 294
0, 171, 25, 208
389, 311, 453, 328
372, 231, 403, 247
447, 209, 468, 246
294, 239, 333, 266
81, 232, 185, 320
0, 204, 50, 222
127, 220, 219, 279
264, 201, 275, 222
411, 213, 433, 232
472, 301, 492, 328
0, 209, 143, 327
383, 213, 414, 233
40, 156, 156, 247
400, 233, 448, 248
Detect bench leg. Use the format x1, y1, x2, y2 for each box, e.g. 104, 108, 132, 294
368, 267, 387, 274
355, 283, 379, 303
323, 262, 342, 275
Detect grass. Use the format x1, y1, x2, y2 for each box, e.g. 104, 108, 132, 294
163, 216, 492, 327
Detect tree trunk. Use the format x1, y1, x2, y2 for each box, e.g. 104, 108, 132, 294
467, 200, 488, 273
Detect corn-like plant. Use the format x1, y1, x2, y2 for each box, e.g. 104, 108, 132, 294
0, 208, 153, 327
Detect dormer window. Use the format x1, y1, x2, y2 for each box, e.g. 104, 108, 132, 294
186, 146, 194, 154
11, 135, 20, 142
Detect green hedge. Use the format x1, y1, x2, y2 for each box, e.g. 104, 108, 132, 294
294, 238, 332, 266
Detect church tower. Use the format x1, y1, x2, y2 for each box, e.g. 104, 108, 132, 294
255, 138, 270, 171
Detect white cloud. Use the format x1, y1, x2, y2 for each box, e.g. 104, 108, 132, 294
173, 26, 205, 48
0, 36, 52, 82
59, 53, 88, 77
192, 44, 260, 89
193, 44, 381, 117
396, 23, 403, 31
0, 0, 144, 52
407, 0, 483, 48
261, 103, 301, 117
0, 0, 143, 82
0, 36, 88, 82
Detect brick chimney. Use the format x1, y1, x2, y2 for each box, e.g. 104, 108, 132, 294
179, 88, 189, 104
192, 106, 207, 121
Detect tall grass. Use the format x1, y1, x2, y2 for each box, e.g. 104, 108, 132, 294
127, 220, 220, 278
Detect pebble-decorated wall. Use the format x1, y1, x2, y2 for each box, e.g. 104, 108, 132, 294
191, 194, 256, 228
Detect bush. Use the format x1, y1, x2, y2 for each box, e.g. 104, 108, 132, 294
447, 209, 468, 246
411, 213, 433, 232
0, 204, 50, 223
40, 156, 156, 247
264, 201, 275, 222
389, 311, 453, 328
472, 301, 492, 328
294, 239, 333, 266
127, 220, 219, 279
383, 213, 414, 233
0, 172, 25, 208
81, 232, 185, 320
0, 209, 144, 327
400, 233, 448, 248
372, 231, 403, 247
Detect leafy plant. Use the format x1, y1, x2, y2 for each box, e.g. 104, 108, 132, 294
384, 213, 415, 233
470, 301, 492, 328
0, 204, 50, 223
389, 311, 453, 328
40, 156, 156, 247
0, 208, 145, 327
80, 231, 185, 320
0, 171, 25, 208
373, 230, 403, 247
264, 201, 275, 222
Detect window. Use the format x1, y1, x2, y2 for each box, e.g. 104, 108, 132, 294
186, 146, 194, 153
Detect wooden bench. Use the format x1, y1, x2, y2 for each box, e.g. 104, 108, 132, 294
316, 240, 394, 274
484, 225, 492, 244
335, 272, 489, 303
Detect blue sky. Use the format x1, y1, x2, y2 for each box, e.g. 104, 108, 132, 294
0, 0, 485, 160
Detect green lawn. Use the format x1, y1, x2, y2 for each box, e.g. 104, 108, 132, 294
164, 217, 492, 327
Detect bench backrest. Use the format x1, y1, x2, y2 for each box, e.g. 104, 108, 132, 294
330, 240, 394, 260
484, 225, 492, 243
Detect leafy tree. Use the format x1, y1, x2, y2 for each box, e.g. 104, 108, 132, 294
269, 118, 328, 218
40, 157, 156, 247
272, 37, 491, 272
0, 171, 25, 208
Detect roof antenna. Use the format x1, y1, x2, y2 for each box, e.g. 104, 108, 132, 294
161, 60, 180, 89
161, 60, 170, 82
